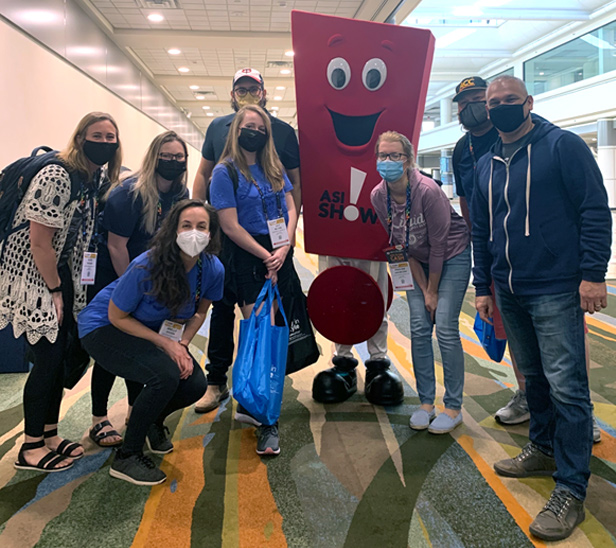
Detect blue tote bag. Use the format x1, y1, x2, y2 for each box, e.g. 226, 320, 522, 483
473, 311, 507, 362
232, 280, 289, 425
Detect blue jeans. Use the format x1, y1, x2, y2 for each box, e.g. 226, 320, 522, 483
406, 246, 470, 410
495, 289, 592, 500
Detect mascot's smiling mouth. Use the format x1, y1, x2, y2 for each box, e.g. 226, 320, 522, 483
327, 108, 383, 147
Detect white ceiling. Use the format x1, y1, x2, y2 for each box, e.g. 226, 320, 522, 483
75, 0, 616, 132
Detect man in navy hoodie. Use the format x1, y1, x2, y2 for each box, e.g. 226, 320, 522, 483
471, 75, 611, 541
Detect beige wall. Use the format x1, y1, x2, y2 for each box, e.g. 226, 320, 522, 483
0, 19, 201, 193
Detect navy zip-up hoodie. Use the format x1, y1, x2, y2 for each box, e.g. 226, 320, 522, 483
471, 114, 612, 297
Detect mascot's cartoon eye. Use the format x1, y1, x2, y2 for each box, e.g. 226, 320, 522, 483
327, 57, 351, 90
362, 58, 387, 91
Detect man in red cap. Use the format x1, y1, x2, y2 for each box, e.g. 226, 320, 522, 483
193, 69, 301, 414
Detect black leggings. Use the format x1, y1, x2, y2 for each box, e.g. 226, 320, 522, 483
87, 264, 142, 417
81, 325, 207, 454
24, 265, 73, 438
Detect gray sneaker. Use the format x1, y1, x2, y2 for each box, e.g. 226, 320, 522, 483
235, 404, 262, 427
593, 415, 601, 444
110, 453, 167, 486
529, 488, 585, 541
495, 390, 530, 425
256, 423, 280, 456
494, 442, 557, 478
146, 424, 174, 455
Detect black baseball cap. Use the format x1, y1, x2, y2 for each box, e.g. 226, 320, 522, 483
453, 76, 488, 102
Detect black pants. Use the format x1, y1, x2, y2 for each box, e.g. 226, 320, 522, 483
205, 234, 294, 386
24, 265, 73, 438
81, 325, 207, 454
206, 235, 237, 386
87, 262, 143, 416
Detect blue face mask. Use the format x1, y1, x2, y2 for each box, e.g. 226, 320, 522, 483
377, 160, 405, 182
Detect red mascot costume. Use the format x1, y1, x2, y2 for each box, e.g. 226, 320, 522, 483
292, 11, 434, 405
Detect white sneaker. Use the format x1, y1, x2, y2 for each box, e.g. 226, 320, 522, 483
593, 415, 601, 444
495, 390, 530, 425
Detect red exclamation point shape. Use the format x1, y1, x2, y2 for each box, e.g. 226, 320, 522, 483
343, 167, 367, 222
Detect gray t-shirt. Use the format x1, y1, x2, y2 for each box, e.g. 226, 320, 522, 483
501, 126, 535, 161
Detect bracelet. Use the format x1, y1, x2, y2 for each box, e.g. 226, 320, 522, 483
179, 341, 189, 348
48, 284, 62, 293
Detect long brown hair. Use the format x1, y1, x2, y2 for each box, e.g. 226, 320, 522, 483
57, 112, 122, 184
128, 131, 189, 235
147, 200, 221, 315
219, 105, 285, 191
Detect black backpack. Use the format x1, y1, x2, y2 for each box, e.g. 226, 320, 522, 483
0, 146, 82, 243
205, 159, 240, 203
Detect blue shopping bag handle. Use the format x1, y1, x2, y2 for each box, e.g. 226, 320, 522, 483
251, 280, 288, 327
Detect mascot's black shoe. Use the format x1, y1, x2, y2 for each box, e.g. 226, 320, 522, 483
365, 358, 404, 406
312, 356, 358, 403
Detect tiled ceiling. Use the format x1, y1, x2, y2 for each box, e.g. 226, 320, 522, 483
75, 0, 616, 134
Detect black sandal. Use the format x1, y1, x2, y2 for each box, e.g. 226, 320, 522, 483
44, 428, 85, 460
14, 440, 74, 472
89, 420, 123, 448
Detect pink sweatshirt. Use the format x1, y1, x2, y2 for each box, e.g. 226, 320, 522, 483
370, 168, 469, 276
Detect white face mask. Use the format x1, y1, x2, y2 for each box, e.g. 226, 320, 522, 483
176, 229, 210, 257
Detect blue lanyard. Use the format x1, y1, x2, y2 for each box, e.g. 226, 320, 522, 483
250, 178, 283, 220
386, 182, 411, 250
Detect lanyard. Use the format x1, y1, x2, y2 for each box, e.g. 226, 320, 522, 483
156, 194, 181, 230
386, 181, 411, 250
250, 178, 283, 221
468, 133, 478, 169
79, 180, 98, 252
194, 257, 202, 310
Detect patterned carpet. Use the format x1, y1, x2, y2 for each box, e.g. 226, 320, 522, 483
0, 226, 615, 548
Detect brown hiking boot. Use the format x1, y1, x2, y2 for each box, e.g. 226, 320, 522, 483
194, 385, 229, 413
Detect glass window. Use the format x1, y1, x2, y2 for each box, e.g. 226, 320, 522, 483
525, 20, 616, 95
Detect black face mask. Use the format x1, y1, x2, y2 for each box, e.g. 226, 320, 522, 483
488, 97, 530, 133
459, 101, 488, 129
156, 159, 187, 181
238, 128, 267, 152
83, 140, 119, 166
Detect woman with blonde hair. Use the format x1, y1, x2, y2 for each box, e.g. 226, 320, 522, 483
87, 130, 189, 448
0, 112, 121, 472
370, 130, 471, 434
209, 104, 297, 456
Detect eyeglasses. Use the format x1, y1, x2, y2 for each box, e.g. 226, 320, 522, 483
159, 153, 186, 161
376, 152, 408, 161
234, 86, 262, 97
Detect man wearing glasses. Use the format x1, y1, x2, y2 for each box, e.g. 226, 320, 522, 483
193, 68, 301, 414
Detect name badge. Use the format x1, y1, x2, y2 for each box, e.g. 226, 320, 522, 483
384, 246, 414, 291
80, 252, 98, 285
159, 320, 185, 342
267, 217, 290, 249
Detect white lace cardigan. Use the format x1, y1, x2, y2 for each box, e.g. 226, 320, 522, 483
0, 164, 98, 345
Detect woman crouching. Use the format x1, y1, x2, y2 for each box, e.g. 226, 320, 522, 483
79, 200, 224, 485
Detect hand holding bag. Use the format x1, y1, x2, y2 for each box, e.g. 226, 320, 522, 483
233, 280, 289, 425
473, 311, 507, 363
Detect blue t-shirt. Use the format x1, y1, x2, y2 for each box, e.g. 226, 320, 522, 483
78, 251, 225, 338
99, 178, 189, 265
209, 163, 293, 236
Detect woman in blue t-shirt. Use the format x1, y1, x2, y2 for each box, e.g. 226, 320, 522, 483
79, 200, 224, 485
209, 104, 297, 457
87, 131, 190, 449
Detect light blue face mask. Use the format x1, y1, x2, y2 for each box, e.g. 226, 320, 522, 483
376, 160, 405, 182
